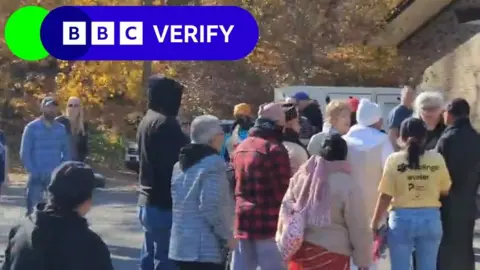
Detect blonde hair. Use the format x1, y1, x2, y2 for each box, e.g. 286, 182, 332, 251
65, 97, 85, 135
413, 91, 444, 118
325, 100, 351, 123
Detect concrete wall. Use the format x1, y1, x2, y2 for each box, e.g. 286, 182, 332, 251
399, 0, 480, 126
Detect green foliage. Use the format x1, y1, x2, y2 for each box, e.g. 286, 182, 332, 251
88, 126, 126, 168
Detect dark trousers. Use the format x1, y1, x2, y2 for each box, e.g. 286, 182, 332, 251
412, 251, 416, 269
175, 261, 224, 270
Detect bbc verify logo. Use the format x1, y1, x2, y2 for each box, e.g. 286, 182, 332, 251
63, 22, 143, 45
35, 6, 259, 61
63, 22, 235, 46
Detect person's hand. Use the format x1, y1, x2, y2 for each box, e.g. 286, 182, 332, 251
227, 238, 238, 250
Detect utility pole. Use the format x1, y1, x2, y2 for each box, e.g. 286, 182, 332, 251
141, 0, 156, 88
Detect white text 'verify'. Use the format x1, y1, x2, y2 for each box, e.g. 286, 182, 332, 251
152, 25, 235, 43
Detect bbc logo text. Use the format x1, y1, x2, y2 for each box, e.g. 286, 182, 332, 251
63, 21, 143, 45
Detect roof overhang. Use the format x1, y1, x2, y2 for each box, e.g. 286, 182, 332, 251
368, 0, 455, 46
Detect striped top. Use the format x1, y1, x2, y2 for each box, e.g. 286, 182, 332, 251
169, 154, 234, 264
20, 118, 70, 174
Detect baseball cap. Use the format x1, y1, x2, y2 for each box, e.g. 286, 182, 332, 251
292, 92, 310, 101
41, 96, 58, 108
445, 98, 470, 118
48, 161, 97, 209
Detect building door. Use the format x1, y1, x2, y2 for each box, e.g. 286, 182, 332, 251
376, 94, 401, 130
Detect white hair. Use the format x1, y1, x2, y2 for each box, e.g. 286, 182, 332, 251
413, 91, 445, 118
190, 115, 223, 144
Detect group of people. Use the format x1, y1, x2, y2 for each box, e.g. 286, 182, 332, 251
0, 97, 113, 270
2, 76, 480, 270
134, 77, 480, 270
0, 96, 88, 203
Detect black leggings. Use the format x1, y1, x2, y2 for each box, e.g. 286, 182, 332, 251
175, 261, 225, 270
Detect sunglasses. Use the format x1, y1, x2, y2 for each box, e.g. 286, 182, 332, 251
421, 106, 441, 112
68, 104, 80, 108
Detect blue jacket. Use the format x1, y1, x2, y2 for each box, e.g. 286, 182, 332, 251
20, 118, 70, 175
169, 154, 234, 263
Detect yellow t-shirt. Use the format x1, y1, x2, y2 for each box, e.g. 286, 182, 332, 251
378, 150, 452, 209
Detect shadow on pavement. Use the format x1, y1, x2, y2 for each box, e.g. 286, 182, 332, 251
109, 245, 140, 270
1, 181, 137, 208
93, 188, 137, 206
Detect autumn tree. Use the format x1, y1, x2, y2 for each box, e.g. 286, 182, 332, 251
1, 0, 408, 129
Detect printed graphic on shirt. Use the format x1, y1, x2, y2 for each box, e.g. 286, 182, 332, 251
398, 164, 440, 200
379, 151, 451, 209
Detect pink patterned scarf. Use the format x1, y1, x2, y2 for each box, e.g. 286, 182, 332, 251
290, 155, 351, 227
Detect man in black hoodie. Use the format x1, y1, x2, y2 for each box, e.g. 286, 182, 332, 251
1, 161, 113, 270
137, 75, 188, 270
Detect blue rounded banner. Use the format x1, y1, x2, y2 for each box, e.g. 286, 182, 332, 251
40, 6, 259, 61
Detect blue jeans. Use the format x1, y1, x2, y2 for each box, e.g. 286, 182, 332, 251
387, 208, 442, 270
138, 206, 177, 270
230, 238, 285, 270
26, 173, 50, 215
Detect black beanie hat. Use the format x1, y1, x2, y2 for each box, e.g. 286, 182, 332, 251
48, 161, 96, 209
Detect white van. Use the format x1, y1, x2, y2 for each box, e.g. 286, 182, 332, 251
274, 86, 402, 130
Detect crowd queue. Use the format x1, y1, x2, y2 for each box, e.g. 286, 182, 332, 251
1, 75, 480, 270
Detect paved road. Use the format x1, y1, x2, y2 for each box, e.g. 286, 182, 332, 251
2, 175, 480, 269
1, 177, 142, 270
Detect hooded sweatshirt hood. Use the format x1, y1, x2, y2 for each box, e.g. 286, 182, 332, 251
147, 75, 184, 116
343, 124, 388, 151
178, 144, 218, 171
343, 124, 394, 167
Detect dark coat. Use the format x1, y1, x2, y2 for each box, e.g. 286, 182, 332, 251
301, 102, 323, 132
55, 116, 88, 162
436, 118, 480, 270
1, 205, 113, 270
137, 77, 188, 210
424, 121, 446, 150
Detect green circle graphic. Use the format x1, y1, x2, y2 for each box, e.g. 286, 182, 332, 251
5, 6, 50, 61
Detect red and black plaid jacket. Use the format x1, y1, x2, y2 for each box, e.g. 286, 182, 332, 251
232, 128, 291, 239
